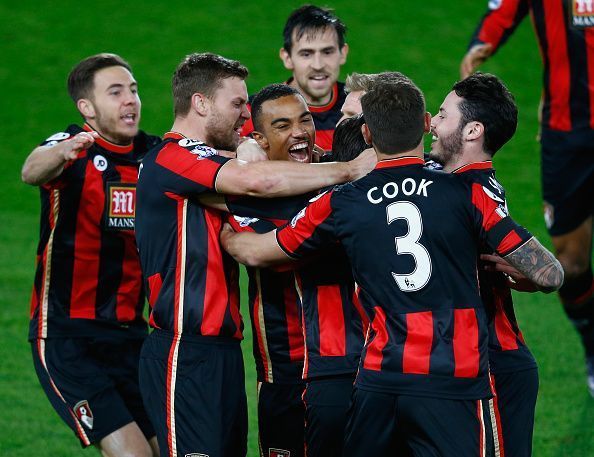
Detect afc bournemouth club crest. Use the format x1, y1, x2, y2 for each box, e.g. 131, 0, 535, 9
269, 449, 290, 457
570, 0, 594, 28
74, 400, 94, 430
106, 182, 136, 230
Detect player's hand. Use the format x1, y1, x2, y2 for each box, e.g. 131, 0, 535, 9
237, 138, 268, 162
347, 147, 377, 180
312, 145, 326, 163
63, 131, 98, 161
481, 253, 540, 292
460, 43, 493, 79
219, 222, 237, 252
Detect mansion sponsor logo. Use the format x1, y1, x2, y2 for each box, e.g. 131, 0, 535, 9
106, 183, 136, 230
571, 0, 594, 27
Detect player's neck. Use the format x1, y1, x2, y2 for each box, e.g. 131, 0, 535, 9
376, 144, 424, 162
171, 117, 208, 144
443, 148, 492, 173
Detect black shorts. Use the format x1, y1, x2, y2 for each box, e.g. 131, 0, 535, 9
257, 381, 305, 457
490, 368, 539, 457
31, 337, 154, 447
344, 388, 494, 457
541, 128, 594, 236
139, 329, 247, 457
303, 374, 354, 457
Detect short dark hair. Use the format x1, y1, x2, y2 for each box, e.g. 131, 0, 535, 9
67, 53, 132, 102
453, 72, 518, 156
361, 76, 426, 154
172, 53, 248, 117
332, 114, 368, 162
250, 84, 302, 131
283, 5, 346, 53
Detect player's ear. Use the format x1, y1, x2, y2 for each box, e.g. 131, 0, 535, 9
465, 121, 484, 141
339, 43, 349, 65
251, 131, 269, 151
361, 123, 372, 145
423, 112, 431, 133
77, 98, 95, 119
192, 93, 208, 117
279, 47, 294, 71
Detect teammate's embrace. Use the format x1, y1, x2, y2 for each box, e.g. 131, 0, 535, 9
22, 53, 160, 457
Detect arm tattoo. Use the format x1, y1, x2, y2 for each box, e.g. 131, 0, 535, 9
503, 237, 564, 292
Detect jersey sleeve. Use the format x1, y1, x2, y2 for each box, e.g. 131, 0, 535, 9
468, 0, 530, 53
154, 141, 231, 196
275, 190, 337, 259
470, 181, 532, 256
39, 125, 84, 189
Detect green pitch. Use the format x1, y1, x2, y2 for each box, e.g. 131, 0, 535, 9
1, 1, 592, 455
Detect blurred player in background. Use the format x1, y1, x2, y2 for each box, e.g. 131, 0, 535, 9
461, 0, 594, 396
243, 5, 349, 153
430, 72, 543, 457
21, 53, 160, 457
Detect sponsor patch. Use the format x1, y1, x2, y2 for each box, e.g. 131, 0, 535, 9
570, 0, 594, 28
482, 185, 504, 203
105, 182, 136, 230
93, 154, 108, 172
488, 0, 502, 9
178, 138, 218, 159
233, 215, 260, 227
44, 132, 71, 146
74, 400, 94, 430
269, 449, 290, 457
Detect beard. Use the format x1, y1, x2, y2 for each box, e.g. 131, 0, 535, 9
205, 109, 240, 151
429, 127, 463, 167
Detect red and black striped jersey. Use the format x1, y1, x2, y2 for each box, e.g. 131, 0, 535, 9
470, 0, 594, 132
135, 132, 242, 338
454, 162, 537, 374
227, 215, 304, 384
227, 192, 369, 380
240, 81, 347, 152
276, 157, 533, 400
29, 124, 161, 341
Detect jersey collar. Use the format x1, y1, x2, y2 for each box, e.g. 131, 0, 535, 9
375, 156, 425, 170
452, 161, 493, 174
83, 123, 134, 154
163, 131, 186, 140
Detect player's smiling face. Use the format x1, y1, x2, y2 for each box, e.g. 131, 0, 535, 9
429, 91, 464, 167
79, 66, 141, 145
338, 90, 364, 124
253, 94, 315, 163
205, 76, 250, 151
281, 26, 348, 106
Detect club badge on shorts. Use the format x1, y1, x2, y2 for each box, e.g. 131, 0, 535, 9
269, 449, 290, 457
543, 202, 555, 230
74, 400, 94, 430
570, 0, 594, 28
105, 182, 136, 230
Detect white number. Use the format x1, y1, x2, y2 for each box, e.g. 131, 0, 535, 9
387, 201, 432, 292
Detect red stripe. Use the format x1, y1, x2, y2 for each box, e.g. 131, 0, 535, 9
471, 183, 503, 231
253, 288, 271, 382
496, 230, 523, 255
493, 293, 519, 351
363, 307, 388, 371
587, 29, 594, 129
285, 281, 304, 361
314, 129, 334, 152
70, 162, 103, 319
276, 191, 334, 255
375, 157, 425, 169
114, 165, 142, 321
229, 264, 242, 339
453, 309, 480, 378
402, 311, 433, 375
477, 0, 522, 49
147, 273, 163, 307
201, 208, 230, 335
353, 287, 369, 336
453, 161, 493, 174
317, 285, 346, 356
543, 0, 571, 131
156, 142, 221, 187
296, 274, 309, 379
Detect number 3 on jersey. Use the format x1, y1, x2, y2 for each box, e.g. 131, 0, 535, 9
387, 201, 432, 292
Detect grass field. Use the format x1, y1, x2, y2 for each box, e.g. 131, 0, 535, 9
0, 0, 592, 455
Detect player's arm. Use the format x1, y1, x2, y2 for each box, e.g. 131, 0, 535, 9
460, 0, 529, 78
21, 131, 98, 185
215, 148, 376, 198
501, 237, 564, 293
220, 224, 290, 268
482, 253, 544, 292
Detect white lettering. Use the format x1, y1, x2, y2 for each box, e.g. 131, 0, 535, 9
383, 182, 399, 199
416, 179, 433, 197
367, 178, 433, 205
367, 187, 383, 204
401, 178, 415, 196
